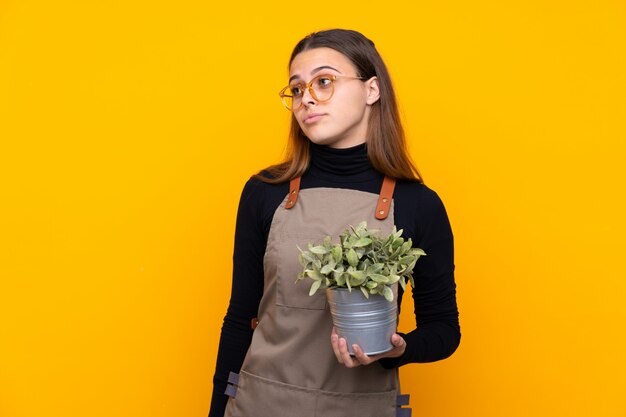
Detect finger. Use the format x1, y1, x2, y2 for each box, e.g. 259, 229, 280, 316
376, 334, 405, 359
352, 344, 373, 365
330, 329, 343, 364
363, 335, 406, 362
339, 338, 359, 368
391, 333, 405, 347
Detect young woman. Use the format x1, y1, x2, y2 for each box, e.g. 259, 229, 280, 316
209, 29, 461, 417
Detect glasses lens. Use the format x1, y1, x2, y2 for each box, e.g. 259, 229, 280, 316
281, 90, 294, 110
311, 75, 334, 102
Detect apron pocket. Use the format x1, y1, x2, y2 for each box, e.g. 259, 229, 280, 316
225, 370, 398, 417
271, 231, 328, 310
315, 387, 398, 417
225, 370, 317, 417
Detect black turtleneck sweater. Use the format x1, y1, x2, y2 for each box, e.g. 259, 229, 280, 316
209, 143, 460, 417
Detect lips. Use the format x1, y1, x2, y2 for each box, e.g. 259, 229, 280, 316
303, 113, 325, 124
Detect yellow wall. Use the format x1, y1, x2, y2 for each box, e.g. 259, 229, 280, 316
1, 1, 625, 416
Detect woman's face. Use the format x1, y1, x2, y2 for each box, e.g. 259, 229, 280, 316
288, 47, 379, 149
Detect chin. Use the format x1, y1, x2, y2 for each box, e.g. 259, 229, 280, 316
309, 137, 362, 149
306, 136, 337, 147
303, 132, 329, 144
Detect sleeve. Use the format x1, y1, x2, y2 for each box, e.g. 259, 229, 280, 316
378, 187, 461, 368
208, 178, 266, 417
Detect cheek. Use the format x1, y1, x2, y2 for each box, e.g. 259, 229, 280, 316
334, 92, 367, 120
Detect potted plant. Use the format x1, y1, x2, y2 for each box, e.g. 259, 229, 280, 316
296, 221, 426, 355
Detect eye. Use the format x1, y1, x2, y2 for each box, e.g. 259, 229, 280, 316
316, 76, 333, 89
290, 84, 304, 97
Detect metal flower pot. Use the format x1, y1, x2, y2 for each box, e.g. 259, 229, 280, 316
326, 284, 398, 355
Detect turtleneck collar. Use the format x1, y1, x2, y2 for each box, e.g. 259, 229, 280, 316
308, 141, 382, 182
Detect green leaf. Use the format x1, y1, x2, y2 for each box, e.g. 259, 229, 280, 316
360, 286, 370, 299
349, 276, 365, 287
390, 242, 403, 258
382, 285, 394, 302
367, 263, 384, 275
353, 237, 372, 247
347, 270, 365, 280
309, 245, 328, 255
309, 279, 322, 296
320, 264, 334, 275
405, 259, 417, 273
313, 258, 322, 270
388, 274, 400, 284
361, 259, 372, 270
347, 248, 358, 267
306, 270, 325, 281
350, 221, 368, 237
369, 274, 389, 283
298, 249, 316, 263
334, 273, 346, 286
332, 245, 342, 264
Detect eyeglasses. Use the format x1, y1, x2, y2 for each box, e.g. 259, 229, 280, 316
279, 74, 365, 111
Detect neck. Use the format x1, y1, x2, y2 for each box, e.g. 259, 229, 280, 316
307, 141, 381, 181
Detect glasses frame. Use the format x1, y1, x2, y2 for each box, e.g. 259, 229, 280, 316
278, 73, 365, 111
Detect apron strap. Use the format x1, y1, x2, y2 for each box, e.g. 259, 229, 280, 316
396, 394, 411, 416
286, 175, 395, 219
285, 177, 301, 209
397, 409, 412, 417
375, 176, 396, 220
224, 372, 240, 398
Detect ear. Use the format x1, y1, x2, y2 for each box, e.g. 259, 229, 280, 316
365, 76, 380, 105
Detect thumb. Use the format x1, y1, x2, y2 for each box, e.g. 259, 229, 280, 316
392, 334, 405, 347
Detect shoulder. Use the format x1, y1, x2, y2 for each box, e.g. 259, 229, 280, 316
238, 174, 291, 220
393, 179, 453, 240
395, 179, 447, 212
241, 172, 288, 195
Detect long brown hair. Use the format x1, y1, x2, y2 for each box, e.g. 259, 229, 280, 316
255, 29, 423, 184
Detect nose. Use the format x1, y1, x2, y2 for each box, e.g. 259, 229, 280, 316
301, 86, 317, 108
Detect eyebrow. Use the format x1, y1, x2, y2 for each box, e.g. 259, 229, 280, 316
289, 65, 342, 83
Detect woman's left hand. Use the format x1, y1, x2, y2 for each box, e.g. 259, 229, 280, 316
330, 327, 406, 368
